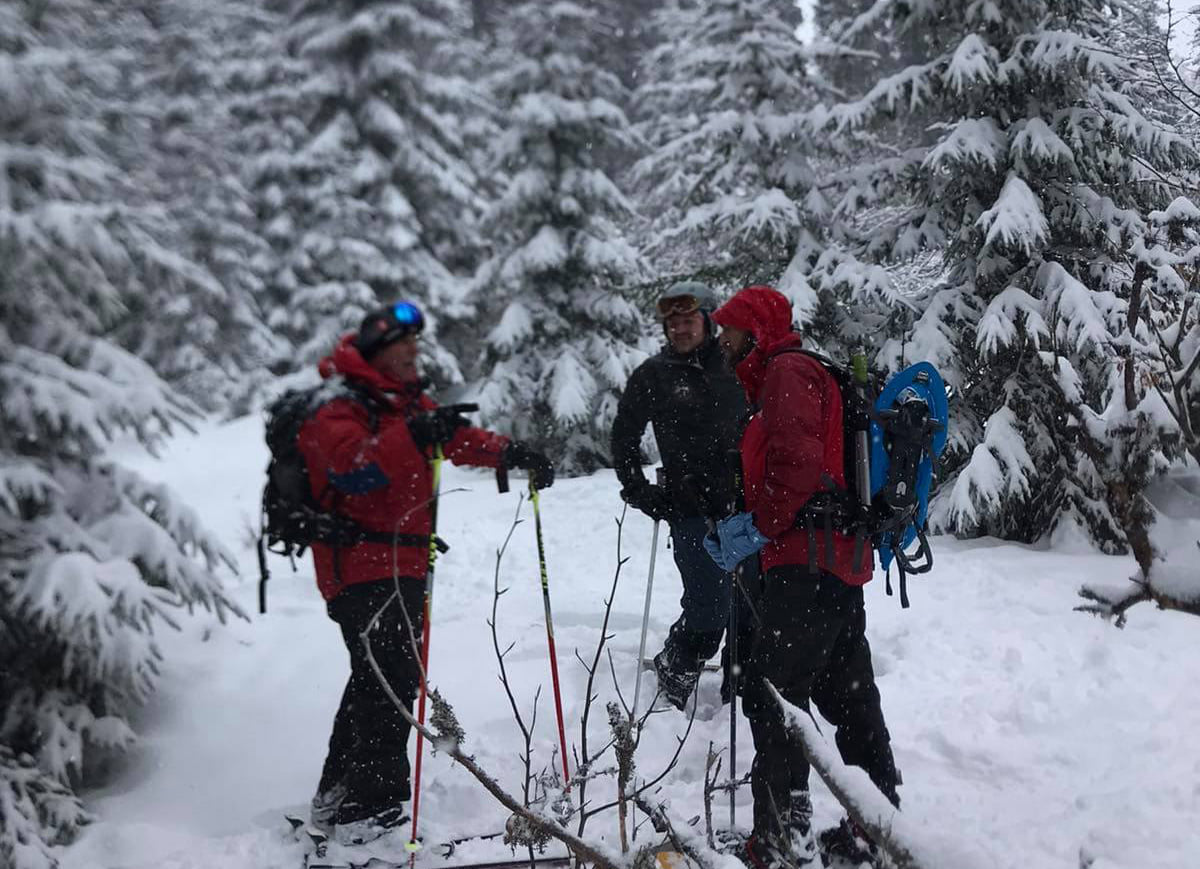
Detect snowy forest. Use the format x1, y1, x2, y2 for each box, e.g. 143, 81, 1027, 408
3, 1, 1200, 867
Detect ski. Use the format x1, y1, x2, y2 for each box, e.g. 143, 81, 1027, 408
287, 817, 532, 868
641, 657, 721, 673
308, 856, 571, 869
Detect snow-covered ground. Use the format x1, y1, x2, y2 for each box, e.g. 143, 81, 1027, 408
64, 415, 1200, 869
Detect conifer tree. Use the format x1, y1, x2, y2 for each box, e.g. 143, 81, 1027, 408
823, 0, 1199, 561
470, 1, 646, 472
1, 5, 237, 865
632, 0, 824, 294
109, 0, 287, 411
253, 0, 487, 382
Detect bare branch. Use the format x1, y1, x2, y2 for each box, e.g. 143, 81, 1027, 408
489, 494, 538, 804
575, 508, 630, 838
360, 622, 624, 869
632, 795, 717, 869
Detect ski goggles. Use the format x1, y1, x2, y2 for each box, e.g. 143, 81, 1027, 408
356, 301, 425, 358
385, 301, 424, 334
656, 294, 702, 319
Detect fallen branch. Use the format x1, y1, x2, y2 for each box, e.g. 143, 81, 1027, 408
769, 684, 929, 869
631, 795, 716, 869
361, 615, 625, 869
1077, 566, 1200, 628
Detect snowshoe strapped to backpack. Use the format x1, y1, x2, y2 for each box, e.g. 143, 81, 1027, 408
786, 352, 948, 607
867, 361, 948, 606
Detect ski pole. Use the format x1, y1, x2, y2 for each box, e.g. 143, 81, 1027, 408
631, 468, 666, 722
631, 520, 660, 722
530, 482, 571, 786
409, 444, 444, 857
727, 448, 745, 829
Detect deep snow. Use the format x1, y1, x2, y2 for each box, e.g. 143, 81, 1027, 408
63, 415, 1200, 869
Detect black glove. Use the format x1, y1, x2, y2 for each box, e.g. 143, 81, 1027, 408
408, 404, 474, 450
503, 441, 555, 490
621, 481, 673, 522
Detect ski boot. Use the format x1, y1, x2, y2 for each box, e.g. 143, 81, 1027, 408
740, 791, 816, 869
818, 817, 879, 867
653, 649, 699, 711
333, 803, 409, 845
310, 782, 347, 836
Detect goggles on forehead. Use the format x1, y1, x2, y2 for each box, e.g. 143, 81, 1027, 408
355, 300, 425, 359
656, 294, 702, 319
387, 301, 424, 332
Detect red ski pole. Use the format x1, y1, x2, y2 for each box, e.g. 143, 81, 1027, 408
530, 483, 570, 786
408, 445, 444, 860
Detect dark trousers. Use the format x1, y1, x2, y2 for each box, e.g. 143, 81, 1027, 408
660, 515, 758, 674
316, 579, 425, 814
741, 567, 900, 838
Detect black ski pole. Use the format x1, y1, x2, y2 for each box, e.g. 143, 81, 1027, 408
726, 448, 744, 829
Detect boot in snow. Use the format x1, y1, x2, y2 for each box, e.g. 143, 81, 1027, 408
818, 817, 879, 867
742, 790, 816, 869
653, 649, 699, 711
310, 782, 347, 835
333, 803, 409, 845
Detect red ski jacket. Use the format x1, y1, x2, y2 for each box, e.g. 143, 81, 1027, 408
297, 335, 509, 601
712, 286, 872, 585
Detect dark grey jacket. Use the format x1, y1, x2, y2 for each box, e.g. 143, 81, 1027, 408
611, 336, 748, 517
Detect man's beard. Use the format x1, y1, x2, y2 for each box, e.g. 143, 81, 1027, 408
722, 336, 756, 370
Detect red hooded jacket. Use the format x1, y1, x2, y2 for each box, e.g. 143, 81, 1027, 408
297, 335, 509, 601
712, 286, 872, 585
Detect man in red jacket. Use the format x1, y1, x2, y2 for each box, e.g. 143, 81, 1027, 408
297, 301, 553, 842
703, 286, 900, 868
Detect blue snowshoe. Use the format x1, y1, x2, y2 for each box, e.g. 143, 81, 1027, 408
867, 361, 949, 606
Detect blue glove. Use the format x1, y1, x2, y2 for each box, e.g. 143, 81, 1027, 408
702, 512, 769, 572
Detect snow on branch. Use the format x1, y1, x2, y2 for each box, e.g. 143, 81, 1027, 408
922, 118, 1007, 171
0, 746, 90, 869
1078, 554, 1200, 628
771, 686, 980, 869
976, 285, 1050, 356
945, 407, 1035, 531
1038, 262, 1122, 355
976, 174, 1048, 254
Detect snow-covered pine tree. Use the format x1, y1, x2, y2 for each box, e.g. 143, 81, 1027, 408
823, 1, 1199, 562
252, 0, 488, 382
1, 5, 238, 866
470, 1, 646, 472
107, 0, 288, 412
631, 1, 831, 311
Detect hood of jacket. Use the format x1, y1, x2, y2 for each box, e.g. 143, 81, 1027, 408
318, 333, 419, 396
712, 285, 802, 403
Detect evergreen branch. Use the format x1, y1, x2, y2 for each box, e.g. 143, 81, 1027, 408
772, 686, 928, 869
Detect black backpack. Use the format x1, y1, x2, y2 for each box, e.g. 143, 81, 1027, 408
255, 384, 395, 613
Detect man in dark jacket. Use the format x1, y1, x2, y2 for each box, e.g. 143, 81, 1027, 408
297, 301, 554, 843
704, 286, 900, 868
611, 281, 754, 710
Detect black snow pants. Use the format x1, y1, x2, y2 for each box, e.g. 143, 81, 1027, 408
316, 578, 425, 815
741, 566, 900, 838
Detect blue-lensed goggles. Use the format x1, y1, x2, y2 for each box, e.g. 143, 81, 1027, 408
356, 300, 426, 358
390, 301, 424, 330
